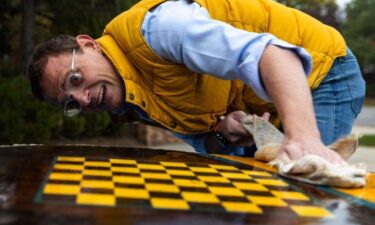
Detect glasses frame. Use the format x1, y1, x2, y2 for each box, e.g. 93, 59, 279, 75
63, 49, 83, 117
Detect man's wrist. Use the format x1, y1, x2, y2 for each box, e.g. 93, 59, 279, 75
204, 131, 231, 154
212, 131, 228, 148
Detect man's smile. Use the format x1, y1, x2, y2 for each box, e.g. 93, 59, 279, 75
97, 84, 106, 108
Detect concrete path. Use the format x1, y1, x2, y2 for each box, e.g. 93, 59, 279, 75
350, 106, 375, 172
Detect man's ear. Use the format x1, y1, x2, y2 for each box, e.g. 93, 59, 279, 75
76, 34, 101, 53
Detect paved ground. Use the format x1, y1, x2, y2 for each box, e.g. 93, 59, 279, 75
354, 106, 375, 126
153, 106, 375, 172
349, 106, 375, 172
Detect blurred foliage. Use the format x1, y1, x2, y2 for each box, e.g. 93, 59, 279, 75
343, 0, 375, 77
366, 84, 375, 98
42, 0, 138, 38
0, 1, 17, 56
0, 75, 62, 144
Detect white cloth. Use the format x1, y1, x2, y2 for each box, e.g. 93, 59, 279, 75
241, 114, 368, 188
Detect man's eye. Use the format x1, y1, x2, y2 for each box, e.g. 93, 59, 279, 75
69, 73, 83, 87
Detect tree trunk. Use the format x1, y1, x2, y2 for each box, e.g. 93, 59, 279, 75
21, 0, 35, 76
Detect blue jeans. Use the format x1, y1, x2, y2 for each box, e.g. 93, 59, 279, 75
312, 48, 365, 145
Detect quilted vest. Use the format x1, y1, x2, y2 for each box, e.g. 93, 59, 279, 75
96, 0, 346, 134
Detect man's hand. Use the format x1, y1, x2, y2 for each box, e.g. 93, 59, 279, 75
277, 136, 345, 164
219, 111, 270, 147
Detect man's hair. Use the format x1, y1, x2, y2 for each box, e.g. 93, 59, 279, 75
28, 34, 79, 100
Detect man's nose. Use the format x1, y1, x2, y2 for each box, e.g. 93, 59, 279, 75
69, 89, 90, 107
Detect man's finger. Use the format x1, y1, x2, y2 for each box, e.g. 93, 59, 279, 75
261, 112, 270, 121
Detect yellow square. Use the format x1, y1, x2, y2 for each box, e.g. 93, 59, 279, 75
151, 198, 189, 210
182, 192, 219, 203
44, 184, 80, 195
247, 196, 287, 206
113, 175, 145, 184
221, 172, 252, 180
80, 180, 114, 189
209, 164, 238, 171
255, 178, 288, 187
141, 172, 171, 180
290, 205, 334, 218
114, 187, 149, 199
208, 187, 244, 197
271, 191, 310, 201
84, 161, 111, 168
160, 161, 187, 167
111, 167, 140, 174
222, 202, 263, 213
198, 176, 230, 183
242, 170, 272, 177
137, 164, 165, 170
166, 169, 195, 176
49, 173, 82, 181
77, 193, 115, 206
110, 158, 137, 165
173, 179, 207, 188
54, 164, 84, 171
233, 182, 268, 191
189, 167, 218, 173
57, 156, 85, 162
83, 169, 112, 177
145, 184, 180, 193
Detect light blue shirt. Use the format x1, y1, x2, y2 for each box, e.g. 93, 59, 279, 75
138, 0, 312, 154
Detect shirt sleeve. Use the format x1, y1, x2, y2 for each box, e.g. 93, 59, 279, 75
141, 0, 312, 102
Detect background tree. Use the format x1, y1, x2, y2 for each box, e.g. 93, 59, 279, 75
343, 0, 375, 88
0, 0, 20, 72
21, 0, 35, 75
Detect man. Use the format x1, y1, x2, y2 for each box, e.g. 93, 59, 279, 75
28, 0, 365, 164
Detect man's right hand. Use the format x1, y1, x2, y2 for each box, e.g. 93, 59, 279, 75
218, 111, 270, 147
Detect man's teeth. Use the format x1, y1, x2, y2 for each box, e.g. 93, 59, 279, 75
97, 85, 105, 106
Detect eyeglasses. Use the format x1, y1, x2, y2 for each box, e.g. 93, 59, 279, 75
63, 49, 85, 117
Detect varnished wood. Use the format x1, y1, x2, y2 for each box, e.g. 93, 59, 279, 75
0, 145, 374, 225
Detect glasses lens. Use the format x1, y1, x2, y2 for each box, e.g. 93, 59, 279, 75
64, 99, 82, 117
65, 72, 84, 91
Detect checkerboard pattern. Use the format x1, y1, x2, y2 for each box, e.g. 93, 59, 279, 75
39, 156, 333, 218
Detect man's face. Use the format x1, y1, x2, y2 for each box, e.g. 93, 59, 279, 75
41, 36, 124, 115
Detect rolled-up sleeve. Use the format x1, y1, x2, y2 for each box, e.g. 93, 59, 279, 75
141, 0, 312, 102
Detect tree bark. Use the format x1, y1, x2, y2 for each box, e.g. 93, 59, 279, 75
21, 0, 35, 76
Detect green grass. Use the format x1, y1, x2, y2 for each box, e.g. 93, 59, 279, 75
359, 135, 375, 146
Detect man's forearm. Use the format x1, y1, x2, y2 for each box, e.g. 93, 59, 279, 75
259, 45, 320, 139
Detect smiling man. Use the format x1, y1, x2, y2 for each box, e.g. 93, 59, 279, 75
32, 35, 124, 116
28, 0, 365, 164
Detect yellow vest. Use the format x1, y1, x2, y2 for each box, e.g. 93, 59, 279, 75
97, 0, 346, 134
